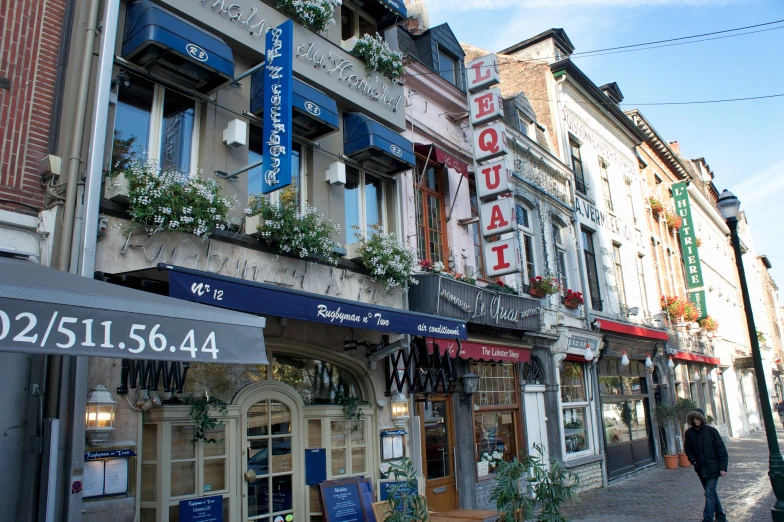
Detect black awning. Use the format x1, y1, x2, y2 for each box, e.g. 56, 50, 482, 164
0, 257, 266, 365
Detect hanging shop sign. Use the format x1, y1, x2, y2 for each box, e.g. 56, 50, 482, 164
469, 87, 504, 127
480, 197, 516, 236
473, 121, 509, 163
688, 290, 708, 322
409, 274, 541, 331
427, 338, 532, 363
261, 21, 293, 194
466, 53, 500, 93
483, 238, 522, 277
672, 182, 706, 290
475, 159, 512, 199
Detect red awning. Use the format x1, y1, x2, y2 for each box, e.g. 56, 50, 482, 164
566, 354, 592, 363
427, 339, 531, 363
414, 143, 470, 178
672, 351, 721, 366
596, 318, 669, 340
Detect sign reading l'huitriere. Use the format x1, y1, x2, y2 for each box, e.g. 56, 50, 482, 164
672, 182, 705, 290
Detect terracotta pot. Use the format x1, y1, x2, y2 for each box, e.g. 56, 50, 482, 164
564, 300, 581, 309
678, 453, 691, 467
663, 454, 679, 470
529, 287, 546, 297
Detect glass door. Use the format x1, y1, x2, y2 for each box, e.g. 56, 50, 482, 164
418, 397, 458, 512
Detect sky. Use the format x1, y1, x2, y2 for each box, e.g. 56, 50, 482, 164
424, 0, 784, 291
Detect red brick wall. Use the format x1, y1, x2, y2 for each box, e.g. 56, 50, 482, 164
0, 0, 67, 215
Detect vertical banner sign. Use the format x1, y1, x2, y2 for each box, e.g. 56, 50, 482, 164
689, 290, 707, 322
261, 21, 294, 195
466, 54, 521, 277
672, 182, 705, 289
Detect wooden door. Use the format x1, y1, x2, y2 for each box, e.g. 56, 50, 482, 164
418, 397, 458, 512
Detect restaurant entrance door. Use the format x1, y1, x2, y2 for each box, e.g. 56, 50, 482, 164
418, 396, 458, 512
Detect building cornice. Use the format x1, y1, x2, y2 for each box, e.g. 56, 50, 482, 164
625, 109, 691, 180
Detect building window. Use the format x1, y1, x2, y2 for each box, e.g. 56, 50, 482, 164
416, 160, 447, 263
471, 361, 520, 476
651, 238, 664, 299
561, 362, 592, 456
437, 46, 463, 89
248, 126, 303, 208
613, 244, 627, 311
598, 360, 651, 448
516, 204, 536, 281
111, 77, 199, 176
517, 111, 531, 136
599, 159, 613, 211
345, 167, 386, 244
625, 176, 637, 224
570, 139, 586, 194
582, 228, 602, 311
552, 222, 569, 294
637, 254, 649, 318
341, 2, 376, 42
469, 178, 485, 279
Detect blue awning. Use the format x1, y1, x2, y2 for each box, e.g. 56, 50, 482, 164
343, 112, 415, 174
163, 265, 466, 340
251, 72, 339, 140
378, 0, 407, 17
122, 0, 235, 94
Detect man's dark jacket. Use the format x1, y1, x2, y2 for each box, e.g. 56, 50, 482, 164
684, 409, 728, 479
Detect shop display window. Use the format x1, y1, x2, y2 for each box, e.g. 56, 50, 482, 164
471, 361, 520, 476
560, 362, 593, 456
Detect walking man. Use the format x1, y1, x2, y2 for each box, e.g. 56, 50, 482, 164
684, 408, 728, 522
775, 399, 784, 428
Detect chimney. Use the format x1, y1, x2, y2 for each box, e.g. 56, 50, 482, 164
668, 141, 681, 155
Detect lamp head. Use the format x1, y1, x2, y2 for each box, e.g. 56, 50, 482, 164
717, 189, 741, 221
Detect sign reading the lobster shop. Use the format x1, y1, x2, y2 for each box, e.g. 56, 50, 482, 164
261, 20, 294, 195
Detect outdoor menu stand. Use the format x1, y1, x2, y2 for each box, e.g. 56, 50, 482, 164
319, 477, 376, 522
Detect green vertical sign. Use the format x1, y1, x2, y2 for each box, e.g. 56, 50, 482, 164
672, 182, 705, 289
688, 290, 708, 321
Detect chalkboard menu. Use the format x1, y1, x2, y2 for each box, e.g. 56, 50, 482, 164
319, 477, 376, 522
179, 495, 223, 522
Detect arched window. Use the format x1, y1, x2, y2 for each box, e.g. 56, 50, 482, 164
515, 203, 536, 280
521, 357, 546, 385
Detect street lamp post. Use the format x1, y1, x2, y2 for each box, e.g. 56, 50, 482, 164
718, 189, 784, 520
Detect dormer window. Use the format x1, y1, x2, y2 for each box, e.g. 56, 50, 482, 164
437, 46, 463, 89
342, 1, 377, 42
517, 111, 532, 136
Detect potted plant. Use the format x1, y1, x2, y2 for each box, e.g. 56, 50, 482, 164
661, 295, 685, 322
276, 0, 340, 33
699, 315, 719, 333
356, 226, 418, 291
489, 443, 577, 522
682, 302, 699, 323
563, 289, 584, 309
486, 280, 519, 296
418, 259, 445, 274
648, 197, 664, 216
665, 210, 683, 231
454, 272, 477, 285
382, 458, 429, 522
651, 403, 679, 469
673, 397, 698, 466
528, 275, 560, 298
350, 33, 405, 82
696, 237, 703, 247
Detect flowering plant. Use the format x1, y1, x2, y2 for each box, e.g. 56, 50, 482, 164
418, 259, 445, 273
454, 273, 477, 285
356, 226, 418, 290
563, 289, 584, 307
661, 295, 685, 320
699, 316, 719, 332
529, 275, 561, 296
485, 280, 519, 296
480, 451, 505, 470
696, 237, 703, 247
276, 0, 340, 33
648, 197, 664, 215
682, 302, 699, 323
665, 210, 683, 230
350, 33, 405, 81
249, 188, 341, 265
116, 160, 234, 238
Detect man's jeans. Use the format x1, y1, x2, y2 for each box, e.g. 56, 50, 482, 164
699, 477, 726, 522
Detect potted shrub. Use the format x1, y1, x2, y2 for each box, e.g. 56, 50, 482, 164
355, 226, 418, 291
381, 458, 429, 522
661, 295, 685, 322
673, 397, 698, 466
528, 275, 560, 298
699, 315, 719, 333
665, 210, 683, 231
682, 302, 699, 323
652, 403, 679, 469
648, 197, 664, 216
350, 33, 405, 82
563, 289, 584, 309
486, 280, 519, 296
276, 0, 339, 33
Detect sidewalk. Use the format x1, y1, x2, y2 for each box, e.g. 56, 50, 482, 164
560, 426, 782, 521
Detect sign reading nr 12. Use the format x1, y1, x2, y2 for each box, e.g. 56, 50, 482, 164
480, 197, 515, 236
466, 54, 501, 93
476, 159, 511, 199
484, 238, 521, 277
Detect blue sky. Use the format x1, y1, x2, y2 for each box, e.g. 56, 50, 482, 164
426, 0, 784, 290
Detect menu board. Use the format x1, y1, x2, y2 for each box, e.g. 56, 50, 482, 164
319, 477, 376, 522
179, 495, 223, 522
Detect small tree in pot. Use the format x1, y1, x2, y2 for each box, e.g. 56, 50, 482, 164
652, 402, 679, 469
672, 397, 698, 465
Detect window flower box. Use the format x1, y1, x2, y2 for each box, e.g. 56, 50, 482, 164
528, 275, 560, 297
563, 289, 584, 309
350, 33, 404, 82
276, 0, 340, 34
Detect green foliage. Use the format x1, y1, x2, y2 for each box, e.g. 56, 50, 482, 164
758, 330, 767, 344
114, 160, 234, 238
490, 444, 577, 522
334, 392, 366, 433
652, 402, 677, 428
383, 458, 429, 522
486, 280, 519, 295
648, 197, 664, 215
276, 0, 340, 33
249, 190, 341, 265
356, 225, 419, 290
351, 33, 405, 81
181, 395, 228, 445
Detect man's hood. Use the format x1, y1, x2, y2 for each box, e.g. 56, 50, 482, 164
687, 409, 707, 426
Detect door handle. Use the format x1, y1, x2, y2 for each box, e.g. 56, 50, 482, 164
453, 448, 458, 494
244, 469, 257, 483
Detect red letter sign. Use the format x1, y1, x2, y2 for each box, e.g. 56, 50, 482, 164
466, 54, 501, 93
469, 87, 504, 127
484, 238, 521, 277
476, 159, 510, 200
473, 122, 508, 162
480, 198, 515, 236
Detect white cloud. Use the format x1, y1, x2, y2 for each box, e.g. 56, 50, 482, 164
731, 160, 784, 207
426, 0, 737, 13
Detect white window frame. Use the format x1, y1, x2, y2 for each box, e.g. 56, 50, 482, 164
517, 110, 532, 136
599, 158, 613, 212
515, 203, 537, 282
552, 221, 569, 295
612, 243, 627, 311
559, 361, 595, 460
147, 84, 201, 177
248, 128, 308, 212
341, 1, 377, 43
345, 167, 388, 245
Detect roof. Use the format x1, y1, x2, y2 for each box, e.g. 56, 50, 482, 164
500, 28, 575, 56
625, 109, 691, 180
599, 82, 624, 104
550, 59, 646, 144
760, 255, 773, 269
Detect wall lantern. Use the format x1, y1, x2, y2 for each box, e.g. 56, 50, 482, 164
645, 353, 653, 369
621, 350, 630, 366
668, 356, 675, 370
693, 370, 701, 382
462, 372, 480, 396
707, 370, 713, 383
583, 342, 594, 362
85, 384, 117, 446
390, 392, 410, 428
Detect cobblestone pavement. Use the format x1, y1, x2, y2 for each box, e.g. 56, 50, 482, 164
560, 425, 782, 521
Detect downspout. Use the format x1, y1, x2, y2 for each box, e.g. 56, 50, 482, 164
48, 0, 78, 153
